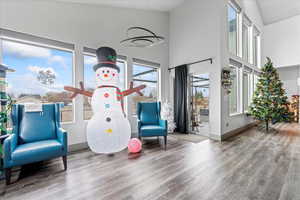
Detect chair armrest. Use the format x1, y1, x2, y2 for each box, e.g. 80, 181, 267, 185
57, 128, 68, 149
159, 119, 168, 132
3, 134, 18, 162
137, 119, 142, 133
0, 134, 9, 142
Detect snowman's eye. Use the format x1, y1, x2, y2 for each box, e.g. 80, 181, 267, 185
107, 70, 110, 73
102, 70, 105, 73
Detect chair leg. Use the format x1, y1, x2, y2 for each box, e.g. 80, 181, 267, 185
5, 168, 11, 185
164, 136, 167, 150
62, 156, 67, 170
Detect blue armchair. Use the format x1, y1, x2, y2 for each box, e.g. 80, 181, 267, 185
137, 102, 168, 150
3, 103, 68, 184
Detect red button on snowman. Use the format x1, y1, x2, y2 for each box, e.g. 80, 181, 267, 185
64, 47, 145, 154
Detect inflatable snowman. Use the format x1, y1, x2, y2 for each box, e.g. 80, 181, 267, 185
64, 47, 145, 154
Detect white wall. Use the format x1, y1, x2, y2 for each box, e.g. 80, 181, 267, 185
221, 0, 264, 135
0, 0, 169, 146
239, 0, 264, 31
170, 0, 223, 139
263, 15, 300, 68
0, 0, 266, 143
277, 66, 300, 98
169, 0, 264, 139
262, 11, 300, 115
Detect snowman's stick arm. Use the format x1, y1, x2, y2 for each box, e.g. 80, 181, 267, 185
64, 86, 93, 98
121, 82, 146, 97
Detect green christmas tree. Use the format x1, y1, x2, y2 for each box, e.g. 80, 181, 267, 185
249, 57, 292, 132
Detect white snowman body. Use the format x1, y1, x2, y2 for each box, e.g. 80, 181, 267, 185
86, 67, 131, 154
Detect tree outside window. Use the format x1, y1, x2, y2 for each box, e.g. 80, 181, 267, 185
1, 39, 74, 122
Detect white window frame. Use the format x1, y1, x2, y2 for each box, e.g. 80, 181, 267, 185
0, 35, 76, 124
228, 1, 241, 57
229, 61, 242, 116
227, 1, 262, 116
227, 1, 261, 68
132, 60, 161, 101
252, 26, 260, 67
243, 67, 252, 113
242, 14, 251, 63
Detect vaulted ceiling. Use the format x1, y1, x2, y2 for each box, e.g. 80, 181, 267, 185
48, 0, 300, 25
256, 0, 300, 25
52, 0, 185, 12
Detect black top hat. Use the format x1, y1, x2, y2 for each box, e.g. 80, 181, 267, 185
93, 47, 120, 72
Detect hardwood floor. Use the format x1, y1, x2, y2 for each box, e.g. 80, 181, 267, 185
1, 123, 300, 200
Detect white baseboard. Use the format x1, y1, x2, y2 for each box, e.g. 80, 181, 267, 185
221, 122, 258, 141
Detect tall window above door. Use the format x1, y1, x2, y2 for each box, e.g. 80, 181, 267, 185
227, 1, 261, 69
242, 15, 251, 63
228, 3, 239, 55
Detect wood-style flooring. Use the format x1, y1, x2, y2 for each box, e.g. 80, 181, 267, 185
1, 123, 300, 200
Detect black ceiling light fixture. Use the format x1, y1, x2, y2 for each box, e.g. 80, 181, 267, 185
120, 27, 165, 48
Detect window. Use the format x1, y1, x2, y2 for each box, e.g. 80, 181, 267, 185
229, 59, 242, 115
229, 66, 238, 114
227, 3, 261, 68
83, 54, 126, 120
226, 2, 261, 115
242, 15, 251, 62
253, 27, 260, 66
131, 62, 159, 115
228, 4, 238, 55
243, 68, 252, 112
1, 39, 74, 122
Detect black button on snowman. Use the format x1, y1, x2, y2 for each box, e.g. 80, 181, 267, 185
64, 47, 146, 154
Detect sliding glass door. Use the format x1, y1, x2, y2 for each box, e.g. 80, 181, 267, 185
188, 73, 210, 136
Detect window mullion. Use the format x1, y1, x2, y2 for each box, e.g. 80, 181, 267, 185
239, 67, 243, 113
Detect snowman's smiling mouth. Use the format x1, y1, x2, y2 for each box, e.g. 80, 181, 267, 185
99, 75, 113, 82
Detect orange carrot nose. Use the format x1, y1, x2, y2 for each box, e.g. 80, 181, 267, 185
104, 74, 108, 78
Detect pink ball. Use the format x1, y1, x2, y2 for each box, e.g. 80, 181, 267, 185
128, 138, 142, 153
